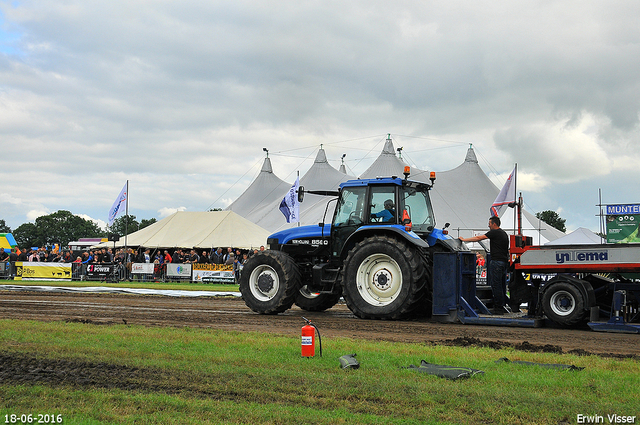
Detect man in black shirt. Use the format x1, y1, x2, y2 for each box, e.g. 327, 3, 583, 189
459, 216, 511, 315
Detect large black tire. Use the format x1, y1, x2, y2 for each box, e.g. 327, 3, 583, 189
341, 235, 428, 320
238, 251, 301, 315
295, 285, 342, 312
541, 281, 586, 327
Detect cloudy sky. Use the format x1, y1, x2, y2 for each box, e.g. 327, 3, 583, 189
1, 0, 639, 234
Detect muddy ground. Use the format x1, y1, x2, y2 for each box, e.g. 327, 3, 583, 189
1, 290, 638, 394
1, 290, 638, 359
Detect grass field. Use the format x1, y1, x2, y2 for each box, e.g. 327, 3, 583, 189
1, 319, 638, 425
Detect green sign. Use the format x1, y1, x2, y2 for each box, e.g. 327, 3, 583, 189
606, 204, 640, 243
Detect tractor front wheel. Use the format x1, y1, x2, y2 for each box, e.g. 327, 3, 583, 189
239, 250, 301, 314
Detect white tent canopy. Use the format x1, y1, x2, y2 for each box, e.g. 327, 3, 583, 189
359, 136, 408, 179
545, 227, 604, 245
226, 157, 292, 222
104, 211, 271, 249
249, 148, 354, 233
227, 138, 565, 246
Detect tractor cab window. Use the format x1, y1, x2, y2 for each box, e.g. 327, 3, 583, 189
401, 185, 435, 232
334, 186, 366, 227
369, 186, 397, 223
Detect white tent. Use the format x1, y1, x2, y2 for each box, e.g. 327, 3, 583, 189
250, 148, 354, 233
428, 147, 503, 235
359, 136, 407, 178
545, 227, 604, 245
226, 138, 565, 246
104, 211, 271, 249
350, 140, 564, 246
226, 156, 291, 222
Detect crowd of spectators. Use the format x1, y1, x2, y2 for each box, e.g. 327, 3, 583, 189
0, 245, 268, 281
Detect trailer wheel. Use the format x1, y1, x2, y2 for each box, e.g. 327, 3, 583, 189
295, 285, 342, 312
342, 235, 427, 320
541, 281, 586, 327
239, 251, 301, 314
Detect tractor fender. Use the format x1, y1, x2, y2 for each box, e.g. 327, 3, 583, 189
340, 225, 429, 259
542, 275, 596, 310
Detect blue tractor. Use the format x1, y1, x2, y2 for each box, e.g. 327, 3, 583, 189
238, 168, 469, 320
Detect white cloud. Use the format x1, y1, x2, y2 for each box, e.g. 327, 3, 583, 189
77, 214, 107, 230
0, 0, 639, 232
26, 209, 50, 222
158, 207, 187, 218
494, 113, 615, 184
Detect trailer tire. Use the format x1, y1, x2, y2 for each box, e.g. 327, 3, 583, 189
342, 235, 427, 320
295, 286, 342, 312
239, 250, 301, 315
541, 281, 586, 327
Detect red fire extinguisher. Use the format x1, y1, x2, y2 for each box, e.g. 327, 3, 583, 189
301, 317, 322, 358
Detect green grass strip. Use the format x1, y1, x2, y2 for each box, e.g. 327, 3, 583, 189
1, 319, 638, 424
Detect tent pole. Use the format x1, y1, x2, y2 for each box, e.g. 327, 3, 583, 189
124, 180, 129, 263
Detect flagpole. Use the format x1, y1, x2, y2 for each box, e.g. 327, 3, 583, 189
125, 180, 129, 257
513, 163, 518, 235
297, 171, 300, 228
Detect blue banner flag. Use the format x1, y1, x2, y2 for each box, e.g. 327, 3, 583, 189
108, 182, 128, 226
279, 177, 300, 223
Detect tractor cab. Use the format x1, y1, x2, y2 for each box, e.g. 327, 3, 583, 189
329, 173, 439, 262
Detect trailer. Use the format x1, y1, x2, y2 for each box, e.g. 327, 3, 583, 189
508, 235, 640, 333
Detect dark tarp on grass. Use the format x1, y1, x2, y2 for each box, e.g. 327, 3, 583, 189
495, 357, 584, 371
406, 360, 484, 380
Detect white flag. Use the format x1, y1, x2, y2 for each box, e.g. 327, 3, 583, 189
491, 166, 516, 217
108, 182, 128, 226
279, 177, 300, 223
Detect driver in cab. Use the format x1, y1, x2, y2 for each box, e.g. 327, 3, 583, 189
371, 199, 396, 223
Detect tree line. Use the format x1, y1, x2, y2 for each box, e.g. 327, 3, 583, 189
1, 209, 567, 249
0, 211, 156, 248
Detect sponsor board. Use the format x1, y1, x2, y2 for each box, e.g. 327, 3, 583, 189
192, 263, 233, 271
86, 264, 114, 279
14, 262, 72, 281
131, 263, 155, 274
193, 269, 235, 283
606, 209, 640, 243
166, 263, 192, 278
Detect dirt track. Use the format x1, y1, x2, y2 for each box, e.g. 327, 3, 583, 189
1, 290, 639, 359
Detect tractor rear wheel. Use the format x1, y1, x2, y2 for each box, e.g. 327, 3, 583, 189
239, 250, 301, 314
342, 235, 428, 320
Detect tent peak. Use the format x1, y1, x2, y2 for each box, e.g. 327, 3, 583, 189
382, 138, 396, 155
314, 148, 328, 163
465, 146, 478, 163
260, 157, 274, 173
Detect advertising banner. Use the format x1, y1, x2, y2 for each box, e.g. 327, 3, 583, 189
131, 263, 155, 274
193, 269, 235, 283
606, 204, 640, 243
166, 263, 192, 278
86, 264, 114, 280
14, 262, 72, 281
192, 263, 235, 283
